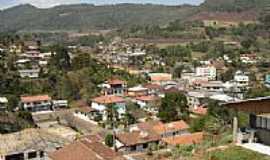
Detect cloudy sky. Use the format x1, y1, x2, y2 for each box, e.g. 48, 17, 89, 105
0, 0, 205, 9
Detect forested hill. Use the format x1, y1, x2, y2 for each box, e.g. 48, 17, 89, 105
0, 4, 196, 32
0, 0, 269, 32
190, 0, 270, 22
200, 0, 269, 12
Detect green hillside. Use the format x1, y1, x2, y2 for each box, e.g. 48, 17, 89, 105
0, 4, 195, 32
201, 0, 270, 12
0, 0, 269, 32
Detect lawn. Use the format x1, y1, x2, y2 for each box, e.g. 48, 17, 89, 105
205, 146, 270, 160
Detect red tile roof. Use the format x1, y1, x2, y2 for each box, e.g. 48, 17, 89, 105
92, 95, 125, 104
153, 120, 189, 135
77, 106, 96, 113
135, 95, 159, 102
136, 121, 163, 133
75, 100, 90, 108
20, 95, 51, 103
162, 87, 181, 94
240, 53, 257, 59
81, 135, 103, 143
193, 107, 208, 115
81, 141, 124, 160
116, 120, 191, 147
49, 140, 125, 160
75, 100, 96, 113
107, 79, 125, 85
149, 73, 172, 82
143, 83, 161, 90
162, 132, 204, 146
116, 131, 160, 146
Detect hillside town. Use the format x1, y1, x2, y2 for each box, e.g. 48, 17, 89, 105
0, 0, 270, 160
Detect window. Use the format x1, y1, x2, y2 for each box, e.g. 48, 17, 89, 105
131, 145, 136, 151
256, 117, 261, 128
40, 151, 44, 158
28, 151, 37, 159
143, 143, 148, 149
6, 153, 24, 160
262, 118, 267, 129
267, 118, 270, 130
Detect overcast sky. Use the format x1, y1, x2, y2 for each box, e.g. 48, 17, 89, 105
0, 0, 205, 9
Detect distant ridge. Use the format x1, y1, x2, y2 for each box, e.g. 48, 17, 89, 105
0, 0, 268, 32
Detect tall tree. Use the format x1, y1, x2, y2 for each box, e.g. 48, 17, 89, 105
158, 92, 189, 122
50, 44, 71, 71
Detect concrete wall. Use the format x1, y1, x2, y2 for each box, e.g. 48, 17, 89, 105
256, 129, 270, 146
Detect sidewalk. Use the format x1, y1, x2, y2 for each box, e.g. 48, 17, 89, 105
238, 143, 270, 156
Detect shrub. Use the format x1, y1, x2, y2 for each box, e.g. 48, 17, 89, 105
105, 133, 114, 147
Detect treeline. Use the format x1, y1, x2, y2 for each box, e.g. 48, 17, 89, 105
201, 0, 269, 12
120, 20, 204, 39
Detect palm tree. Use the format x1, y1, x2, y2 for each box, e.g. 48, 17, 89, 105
122, 113, 135, 129
106, 104, 119, 151
106, 104, 118, 128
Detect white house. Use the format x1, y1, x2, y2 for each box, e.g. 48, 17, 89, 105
240, 53, 257, 64
128, 85, 148, 97
181, 72, 209, 85
0, 97, 8, 111
16, 59, 31, 65
200, 81, 224, 92
0, 48, 5, 53
53, 100, 68, 109
186, 91, 206, 111
99, 78, 126, 96
234, 71, 249, 87
39, 60, 48, 66
209, 94, 236, 102
20, 50, 43, 60
20, 95, 52, 112
18, 69, 40, 78
134, 95, 160, 114
195, 66, 217, 80
91, 95, 126, 121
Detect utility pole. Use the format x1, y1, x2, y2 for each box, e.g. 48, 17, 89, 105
233, 116, 238, 143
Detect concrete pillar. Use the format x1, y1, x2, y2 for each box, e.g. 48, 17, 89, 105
24, 152, 28, 160
249, 130, 255, 143
37, 151, 41, 159
233, 116, 238, 143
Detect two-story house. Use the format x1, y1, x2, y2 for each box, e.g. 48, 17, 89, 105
91, 95, 126, 121
20, 95, 52, 112
234, 70, 249, 88
195, 66, 217, 80
200, 81, 225, 92
100, 78, 126, 96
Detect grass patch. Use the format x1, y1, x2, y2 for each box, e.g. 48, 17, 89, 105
205, 146, 270, 160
